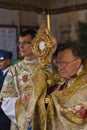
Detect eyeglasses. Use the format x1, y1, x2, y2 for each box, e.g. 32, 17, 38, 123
18, 41, 31, 46
56, 58, 78, 68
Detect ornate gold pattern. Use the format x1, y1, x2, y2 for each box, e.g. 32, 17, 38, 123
32, 23, 57, 68
61, 107, 84, 125
58, 72, 87, 103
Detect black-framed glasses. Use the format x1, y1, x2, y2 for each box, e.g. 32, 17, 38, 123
56, 58, 78, 68
18, 41, 31, 46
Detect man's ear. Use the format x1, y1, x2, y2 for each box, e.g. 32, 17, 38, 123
77, 58, 81, 66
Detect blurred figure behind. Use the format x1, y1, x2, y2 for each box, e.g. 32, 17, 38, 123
0, 50, 12, 130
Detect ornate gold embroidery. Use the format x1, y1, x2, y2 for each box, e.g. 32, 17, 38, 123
61, 106, 85, 125
58, 72, 87, 103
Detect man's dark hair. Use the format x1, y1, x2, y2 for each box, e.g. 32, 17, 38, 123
58, 44, 84, 64
20, 29, 37, 38
52, 43, 67, 58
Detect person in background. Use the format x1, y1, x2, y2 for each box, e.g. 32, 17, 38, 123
13, 50, 24, 65
0, 50, 12, 130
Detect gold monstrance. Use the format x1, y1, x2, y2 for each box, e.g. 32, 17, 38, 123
32, 14, 57, 104
32, 14, 57, 68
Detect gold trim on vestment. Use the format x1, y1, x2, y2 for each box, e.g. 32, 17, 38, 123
61, 107, 85, 125
58, 71, 87, 103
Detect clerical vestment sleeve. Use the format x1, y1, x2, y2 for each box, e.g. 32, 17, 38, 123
1, 97, 18, 123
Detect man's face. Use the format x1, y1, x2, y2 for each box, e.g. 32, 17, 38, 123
0, 59, 11, 70
56, 49, 81, 80
18, 34, 33, 58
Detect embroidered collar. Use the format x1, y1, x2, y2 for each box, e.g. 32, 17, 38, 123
77, 65, 83, 75
24, 58, 38, 64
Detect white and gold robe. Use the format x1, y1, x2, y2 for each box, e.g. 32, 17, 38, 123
1, 58, 40, 130
1, 58, 87, 130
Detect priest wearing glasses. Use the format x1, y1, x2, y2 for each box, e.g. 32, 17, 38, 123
50, 45, 87, 130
